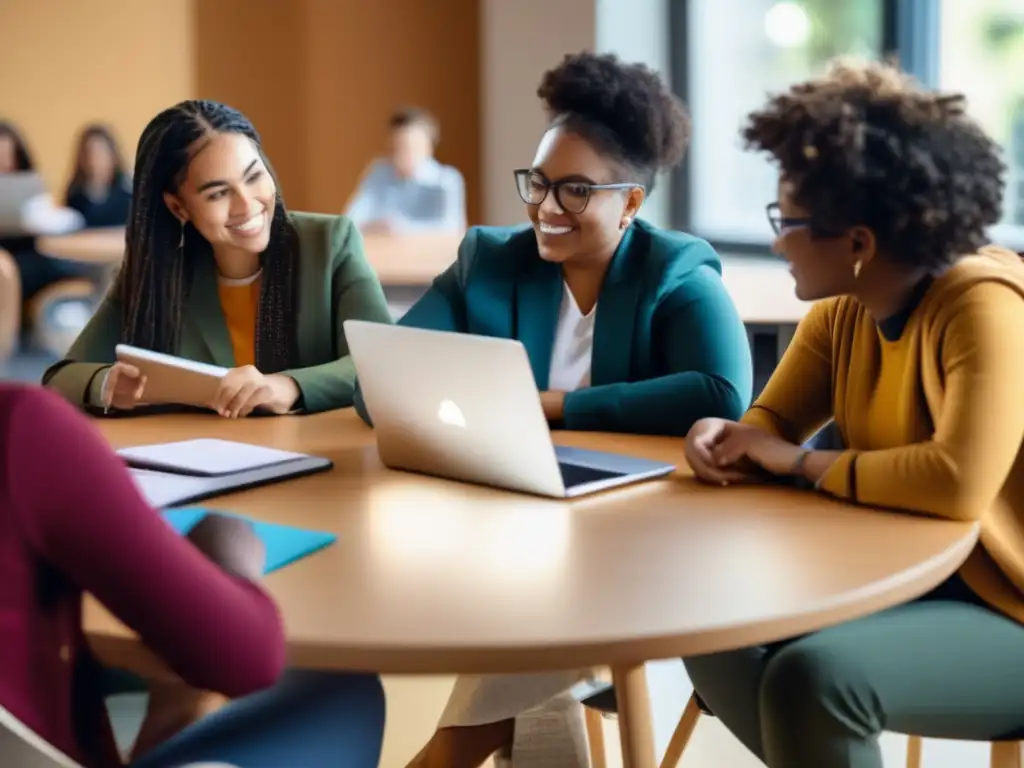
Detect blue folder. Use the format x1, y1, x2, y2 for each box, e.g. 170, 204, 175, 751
163, 507, 337, 575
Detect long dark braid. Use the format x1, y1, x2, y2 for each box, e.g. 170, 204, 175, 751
117, 100, 299, 373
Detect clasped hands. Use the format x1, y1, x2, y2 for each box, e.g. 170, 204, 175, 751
685, 417, 810, 485
101, 362, 300, 419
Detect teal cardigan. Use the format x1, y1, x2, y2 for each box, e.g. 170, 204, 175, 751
355, 220, 752, 436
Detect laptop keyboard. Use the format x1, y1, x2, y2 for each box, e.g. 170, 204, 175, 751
558, 462, 623, 489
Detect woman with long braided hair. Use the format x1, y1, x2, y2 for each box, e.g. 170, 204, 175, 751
44, 100, 392, 417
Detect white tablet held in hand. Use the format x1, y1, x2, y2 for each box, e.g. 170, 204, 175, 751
115, 344, 229, 409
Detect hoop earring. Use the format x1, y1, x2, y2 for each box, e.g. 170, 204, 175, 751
853, 259, 862, 279
178, 222, 185, 250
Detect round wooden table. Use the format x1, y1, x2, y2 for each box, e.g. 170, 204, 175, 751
36, 226, 125, 265
85, 409, 977, 767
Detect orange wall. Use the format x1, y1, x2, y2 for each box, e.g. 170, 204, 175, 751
195, 0, 481, 220
194, 1, 309, 209
303, 0, 481, 222
0, 0, 194, 197
1, 0, 479, 220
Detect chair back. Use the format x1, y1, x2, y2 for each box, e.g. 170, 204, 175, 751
0, 705, 82, 768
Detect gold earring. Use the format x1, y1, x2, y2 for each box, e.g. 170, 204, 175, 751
853, 259, 862, 279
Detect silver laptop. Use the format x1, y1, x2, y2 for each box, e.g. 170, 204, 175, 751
344, 320, 675, 498
0, 172, 46, 235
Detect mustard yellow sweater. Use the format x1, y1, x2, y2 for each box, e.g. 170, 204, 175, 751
743, 246, 1024, 622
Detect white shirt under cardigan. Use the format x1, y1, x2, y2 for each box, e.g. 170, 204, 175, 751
546, 281, 596, 393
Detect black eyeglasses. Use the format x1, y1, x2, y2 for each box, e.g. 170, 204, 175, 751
514, 169, 643, 214
766, 202, 814, 236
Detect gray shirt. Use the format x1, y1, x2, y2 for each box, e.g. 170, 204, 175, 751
345, 158, 466, 233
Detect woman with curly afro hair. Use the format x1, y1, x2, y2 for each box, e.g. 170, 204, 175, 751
683, 58, 1024, 767
392, 51, 753, 768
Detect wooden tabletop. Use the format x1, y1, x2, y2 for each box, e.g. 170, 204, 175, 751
85, 409, 977, 675
36, 227, 126, 265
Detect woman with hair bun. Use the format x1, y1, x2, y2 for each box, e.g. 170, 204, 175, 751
393, 51, 753, 768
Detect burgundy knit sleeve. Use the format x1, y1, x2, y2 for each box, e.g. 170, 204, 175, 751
4, 386, 286, 696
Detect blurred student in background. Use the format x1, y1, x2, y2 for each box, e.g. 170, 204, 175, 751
65, 124, 132, 228
0, 120, 33, 175
345, 107, 466, 234
0, 120, 90, 304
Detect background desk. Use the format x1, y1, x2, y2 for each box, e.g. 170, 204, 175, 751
86, 409, 976, 767
30, 227, 808, 392
36, 227, 126, 265
372, 235, 810, 394
29, 227, 811, 327
364, 232, 809, 323
362, 231, 460, 287
720, 254, 810, 393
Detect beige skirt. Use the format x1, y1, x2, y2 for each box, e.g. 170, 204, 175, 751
438, 670, 599, 768
438, 669, 593, 727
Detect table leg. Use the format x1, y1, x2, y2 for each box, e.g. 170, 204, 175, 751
611, 663, 655, 768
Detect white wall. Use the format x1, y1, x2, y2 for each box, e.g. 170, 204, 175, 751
480, 0, 596, 226
480, 0, 671, 228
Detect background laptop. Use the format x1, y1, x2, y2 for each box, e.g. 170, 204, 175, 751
344, 320, 675, 498
0, 172, 47, 236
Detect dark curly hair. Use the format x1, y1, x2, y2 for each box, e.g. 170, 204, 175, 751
537, 51, 691, 192
742, 58, 1005, 270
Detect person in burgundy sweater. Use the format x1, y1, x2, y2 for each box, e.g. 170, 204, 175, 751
0, 383, 385, 767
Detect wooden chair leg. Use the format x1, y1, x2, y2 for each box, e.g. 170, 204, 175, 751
991, 741, 1024, 768
658, 693, 703, 768
906, 735, 923, 768
27, 278, 95, 358
585, 706, 607, 768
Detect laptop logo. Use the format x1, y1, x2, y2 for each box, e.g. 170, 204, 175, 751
437, 399, 466, 428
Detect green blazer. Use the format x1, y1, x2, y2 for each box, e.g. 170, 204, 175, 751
43, 212, 393, 414
355, 219, 753, 436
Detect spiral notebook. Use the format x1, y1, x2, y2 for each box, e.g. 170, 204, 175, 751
163, 507, 337, 574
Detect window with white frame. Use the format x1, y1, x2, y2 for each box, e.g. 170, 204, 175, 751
938, 0, 1024, 251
